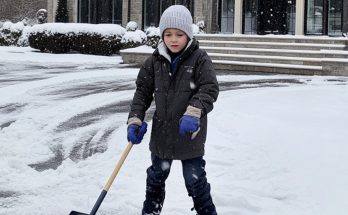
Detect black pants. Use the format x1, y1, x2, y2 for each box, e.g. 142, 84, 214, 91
142, 154, 217, 215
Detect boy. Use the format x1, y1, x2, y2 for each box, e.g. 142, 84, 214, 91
127, 5, 219, 215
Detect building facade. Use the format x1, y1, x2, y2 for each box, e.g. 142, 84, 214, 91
47, 0, 348, 36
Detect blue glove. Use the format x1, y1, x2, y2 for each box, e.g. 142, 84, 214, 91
127, 122, 148, 144
179, 115, 200, 137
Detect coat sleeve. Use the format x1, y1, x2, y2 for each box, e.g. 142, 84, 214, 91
128, 57, 155, 121
189, 51, 219, 117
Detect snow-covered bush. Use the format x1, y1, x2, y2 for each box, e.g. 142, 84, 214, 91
121, 22, 146, 49
17, 26, 33, 47
193, 20, 205, 34
125, 21, 138, 31
0, 21, 26, 46
145, 26, 160, 48
121, 30, 147, 49
28, 23, 126, 55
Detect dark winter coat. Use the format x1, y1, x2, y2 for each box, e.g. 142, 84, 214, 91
128, 39, 219, 160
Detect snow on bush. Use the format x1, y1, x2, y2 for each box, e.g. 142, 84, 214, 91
193, 20, 205, 34
121, 30, 147, 49
29, 23, 126, 55
121, 21, 146, 49
145, 26, 160, 48
0, 21, 27, 46
125, 21, 138, 31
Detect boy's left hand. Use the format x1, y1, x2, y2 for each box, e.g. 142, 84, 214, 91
179, 115, 200, 138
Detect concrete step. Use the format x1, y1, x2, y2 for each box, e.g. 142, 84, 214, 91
119, 41, 348, 76
208, 53, 322, 66
212, 60, 324, 75
195, 34, 348, 45
199, 40, 346, 50
201, 47, 348, 58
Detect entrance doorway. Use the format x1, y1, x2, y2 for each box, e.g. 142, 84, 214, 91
257, 0, 288, 34
243, 0, 295, 35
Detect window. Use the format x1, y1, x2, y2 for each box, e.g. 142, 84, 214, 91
143, 0, 194, 30
144, 0, 160, 28
78, 0, 122, 24
243, 0, 258, 34
306, 0, 324, 34
220, 0, 235, 33
328, 0, 343, 36
305, 0, 343, 35
287, 0, 296, 35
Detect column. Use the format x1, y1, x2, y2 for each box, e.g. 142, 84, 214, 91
122, 0, 129, 26
295, 0, 305, 35
68, 0, 78, 22
234, 0, 243, 34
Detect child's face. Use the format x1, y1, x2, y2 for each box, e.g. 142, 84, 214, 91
163, 28, 189, 53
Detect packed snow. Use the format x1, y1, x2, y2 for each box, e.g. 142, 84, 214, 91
0, 46, 348, 215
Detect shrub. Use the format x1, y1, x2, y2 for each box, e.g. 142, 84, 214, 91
121, 22, 147, 49
28, 23, 126, 55
0, 21, 26, 46
145, 26, 160, 48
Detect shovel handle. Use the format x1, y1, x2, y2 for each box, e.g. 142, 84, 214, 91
104, 142, 133, 191
88, 142, 134, 215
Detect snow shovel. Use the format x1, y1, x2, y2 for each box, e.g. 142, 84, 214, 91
69, 142, 134, 215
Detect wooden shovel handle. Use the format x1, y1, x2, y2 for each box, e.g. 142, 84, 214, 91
104, 142, 133, 191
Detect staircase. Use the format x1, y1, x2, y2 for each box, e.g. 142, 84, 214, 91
120, 34, 348, 76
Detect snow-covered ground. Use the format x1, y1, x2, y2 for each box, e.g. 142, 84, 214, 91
1, 47, 348, 215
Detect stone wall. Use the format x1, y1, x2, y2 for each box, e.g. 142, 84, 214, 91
343, 0, 348, 34
130, 0, 143, 27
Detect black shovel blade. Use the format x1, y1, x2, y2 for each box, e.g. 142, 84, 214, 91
69, 211, 89, 215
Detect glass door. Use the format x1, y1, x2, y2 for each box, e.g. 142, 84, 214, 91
306, 0, 324, 34
144, 0, 160, 28
243, 0, 258, 34
257, 0, 288, 34
328, 0, 343, 36
220, 0, 235, 33
306, 0, 343, 35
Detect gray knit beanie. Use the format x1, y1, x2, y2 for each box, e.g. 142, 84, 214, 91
159, 5, 193, 39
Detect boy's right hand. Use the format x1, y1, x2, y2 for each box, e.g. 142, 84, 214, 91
127, 122, 148, 144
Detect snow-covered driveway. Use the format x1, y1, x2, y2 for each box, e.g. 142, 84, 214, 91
1, 47, 348, 215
